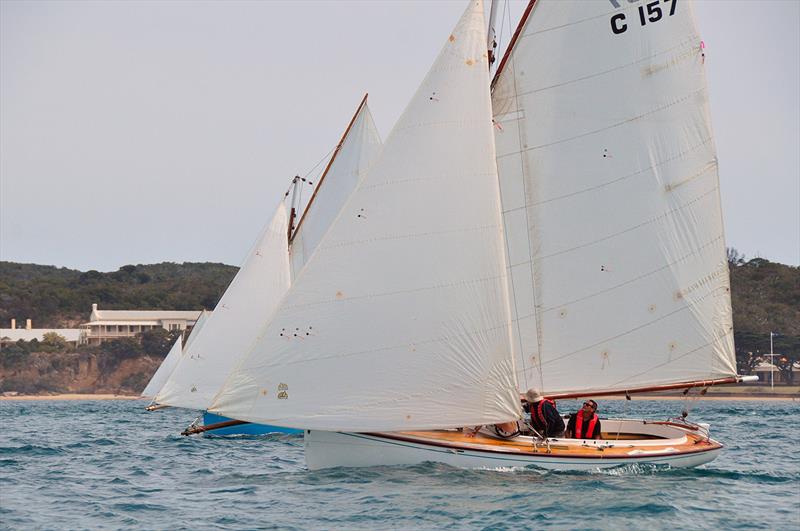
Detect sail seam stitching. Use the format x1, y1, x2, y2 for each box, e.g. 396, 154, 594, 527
494, 36, 696, 102
359, 171, 496, 191
245, 319, 514, 371
320, 223, 501, 251
497, 87, 706, 156
501, 135, 714, 214
536, 179, 719, 262
282, 273, 507, 311
541, 284, 729, 367
542, 235, 725, 314
510, 233, 725, 322
606, 327, 735, 388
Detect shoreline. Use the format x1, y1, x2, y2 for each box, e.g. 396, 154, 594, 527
0, 394, 143, 401
0, 393, 796, 402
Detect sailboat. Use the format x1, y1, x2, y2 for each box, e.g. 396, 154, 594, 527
141, 335, 183, 402
147, 95, 382, 435
201, 0, 756, 470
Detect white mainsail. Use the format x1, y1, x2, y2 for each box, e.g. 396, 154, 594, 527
491, 0, 737, 396
290, 97, 382, 275
154, 203, 292, 410
210, 0, 520, 432
141, 335, 183, 399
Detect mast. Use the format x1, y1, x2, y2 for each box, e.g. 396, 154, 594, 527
490, 0, 536, 90
289, 93, 369, 245
486, 0, 500, 69
287, 175, 303, 243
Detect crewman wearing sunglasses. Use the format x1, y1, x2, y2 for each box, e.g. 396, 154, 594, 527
565, 399, 602, 439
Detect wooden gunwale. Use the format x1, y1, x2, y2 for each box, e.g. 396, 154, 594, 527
363, 430, 721, 460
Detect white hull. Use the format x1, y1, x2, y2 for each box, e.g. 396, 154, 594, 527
305, 419, 722, 471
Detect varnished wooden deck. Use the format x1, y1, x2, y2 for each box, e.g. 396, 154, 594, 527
378, 429, 721, 459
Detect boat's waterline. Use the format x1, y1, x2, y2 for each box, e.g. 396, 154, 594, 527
304, 418, 721, 471
201, 412, 302, 436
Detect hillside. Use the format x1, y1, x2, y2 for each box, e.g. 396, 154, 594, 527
0, 261, 238, 327
0, 255, 797, 394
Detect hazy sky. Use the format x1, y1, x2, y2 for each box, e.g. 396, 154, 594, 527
2, 0, 798, 272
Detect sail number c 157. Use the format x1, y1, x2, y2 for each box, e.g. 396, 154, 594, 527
609, 0, 677, 35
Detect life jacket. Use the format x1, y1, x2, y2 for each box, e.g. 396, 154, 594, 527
574, 409, 598, 439
532, 398, 557, 427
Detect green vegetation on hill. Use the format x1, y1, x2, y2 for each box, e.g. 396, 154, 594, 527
0, 253, 798, 389
727, 250, 800, 382
0, 261, 238, 327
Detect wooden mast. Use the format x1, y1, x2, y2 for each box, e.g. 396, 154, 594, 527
289, 92, 369, 244
490, 0, 537, 90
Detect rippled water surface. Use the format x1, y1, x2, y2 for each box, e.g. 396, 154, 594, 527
2, 399, 798, 530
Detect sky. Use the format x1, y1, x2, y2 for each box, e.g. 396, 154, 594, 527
1, 0, 798, 272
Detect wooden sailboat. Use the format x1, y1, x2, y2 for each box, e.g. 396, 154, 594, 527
141, 335, 183, 404
147, 96, 382, 435
205, 0, 755, 469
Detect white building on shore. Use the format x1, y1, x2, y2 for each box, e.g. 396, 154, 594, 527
80, 304, 202, 345
0, 319, 84, 348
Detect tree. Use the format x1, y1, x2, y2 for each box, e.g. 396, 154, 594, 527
139, 328, 180, 358
774, 354, 797, 385
736, 351, 762, 376
727, 247, 746, 267
41, 332, 68, 352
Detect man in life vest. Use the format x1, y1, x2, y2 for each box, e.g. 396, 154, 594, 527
566, 399, 602, 439
524, 389, 565, 438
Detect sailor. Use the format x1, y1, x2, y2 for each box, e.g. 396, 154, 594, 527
525, 389, 565, 438
566, 399, 602, 439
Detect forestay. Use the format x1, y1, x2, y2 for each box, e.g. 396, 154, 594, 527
210, 0, 520, 432
290, 99, 382, 276
141, 336, 182, 399
491, 0, 737, 396
154, 204, 291, 411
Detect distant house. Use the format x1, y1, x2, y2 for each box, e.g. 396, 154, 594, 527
0, 327, 83, 348
753, 359, 797, 385
80, 303, 202, 345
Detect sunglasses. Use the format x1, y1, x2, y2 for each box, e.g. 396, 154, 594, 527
583, 402, 596, 409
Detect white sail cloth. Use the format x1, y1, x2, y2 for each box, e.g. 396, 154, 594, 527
290, 102, 382, 275
141, 336, 182, 399
210, 0, 520, 431
154, 204, 292, 410
182, 309, 210, 354
491, 0, 737, 396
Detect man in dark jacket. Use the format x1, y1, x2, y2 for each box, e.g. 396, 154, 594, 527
525, 389, 565, 438
566, 399, 602, 439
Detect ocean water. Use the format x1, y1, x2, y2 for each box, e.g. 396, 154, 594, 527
1, 399, 798, 530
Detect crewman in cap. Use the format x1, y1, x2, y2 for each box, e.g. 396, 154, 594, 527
524, 389, 565, 438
